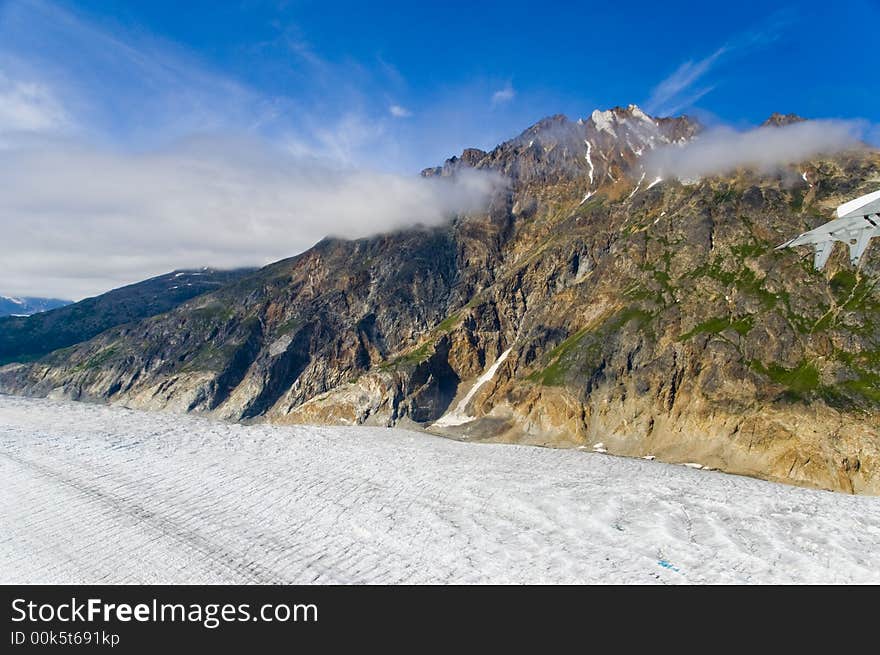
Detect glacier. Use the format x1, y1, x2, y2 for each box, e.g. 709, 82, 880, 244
1, 395, 879, 584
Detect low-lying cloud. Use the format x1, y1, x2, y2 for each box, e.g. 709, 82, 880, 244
0, 136, 505, 299
644, 119, 865, 180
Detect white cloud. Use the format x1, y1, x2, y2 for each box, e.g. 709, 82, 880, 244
0, 0, 296, 146
0, 71, 69, 134
0, 2, 516, 300
643, 119, 865, 180
0, 135, 506, 299
0, 2, 567, 302
491, 84, 515, 106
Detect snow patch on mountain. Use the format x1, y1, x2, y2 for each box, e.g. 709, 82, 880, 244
0, 295, 71, 317
590, 109, 616, 135
433, 348, 512, 427
584, 139, 595, 185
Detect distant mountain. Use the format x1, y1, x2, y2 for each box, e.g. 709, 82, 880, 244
2, 105, 878, 494
761, 112, 806, 127
0, 268, 255, 365
0, 296, 71, 317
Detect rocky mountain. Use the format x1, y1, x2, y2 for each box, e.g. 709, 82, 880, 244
0, 268, 255, 365
422, 105, 696, 198
1, 105, 878, 494
0, 296, 70, 317
762, 112, 806, 127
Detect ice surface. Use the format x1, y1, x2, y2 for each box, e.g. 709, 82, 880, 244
1, 395, 879, 584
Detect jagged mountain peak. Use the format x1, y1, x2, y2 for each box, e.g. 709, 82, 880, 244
583, 105, 698, 146
585, 104, 655, 132
527, 113, 570, 128
762, 112, 806, 127
423, 105, 700, 189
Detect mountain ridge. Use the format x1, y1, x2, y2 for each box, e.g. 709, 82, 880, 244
0, 296, 71, 318
2, 105, 878, 493
0, 268, 256, 365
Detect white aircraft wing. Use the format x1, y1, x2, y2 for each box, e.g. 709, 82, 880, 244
814, 239, 834, 270
776, 190, 880, 270
850, 228, 874, 266
836, 189, 880, 219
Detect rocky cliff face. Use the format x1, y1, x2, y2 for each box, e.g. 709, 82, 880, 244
2, 105, 878, 493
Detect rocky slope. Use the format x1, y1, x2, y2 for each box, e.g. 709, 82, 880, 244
1, 105, 878, 493
0, 268, 254, 364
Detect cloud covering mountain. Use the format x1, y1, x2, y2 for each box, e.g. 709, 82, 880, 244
0, 134, 504, 299
644, 119, 866, 180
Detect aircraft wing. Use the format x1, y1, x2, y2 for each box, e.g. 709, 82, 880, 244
813, 239, 834, 270
850, 227, 875, 266
836, 189, 880, 219
777, 190, 880, 270
777, 215, 868, 247
776, 214, 880, 269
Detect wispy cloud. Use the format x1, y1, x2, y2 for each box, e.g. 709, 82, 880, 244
0, 0, 416, 161
644, 48, 725, 116
645, 11, 794, 116
0, 1, 593, 300
0, 135, 506, 300
0, 1, 509, 299
0, 1, 539, 171
644, 119, 865, 180
491, 83, 515, 106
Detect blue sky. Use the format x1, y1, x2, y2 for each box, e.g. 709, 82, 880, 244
3, 0, 878, 171
1, 0, 878, 298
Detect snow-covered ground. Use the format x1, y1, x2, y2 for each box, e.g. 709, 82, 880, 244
1, 395, 879, 584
